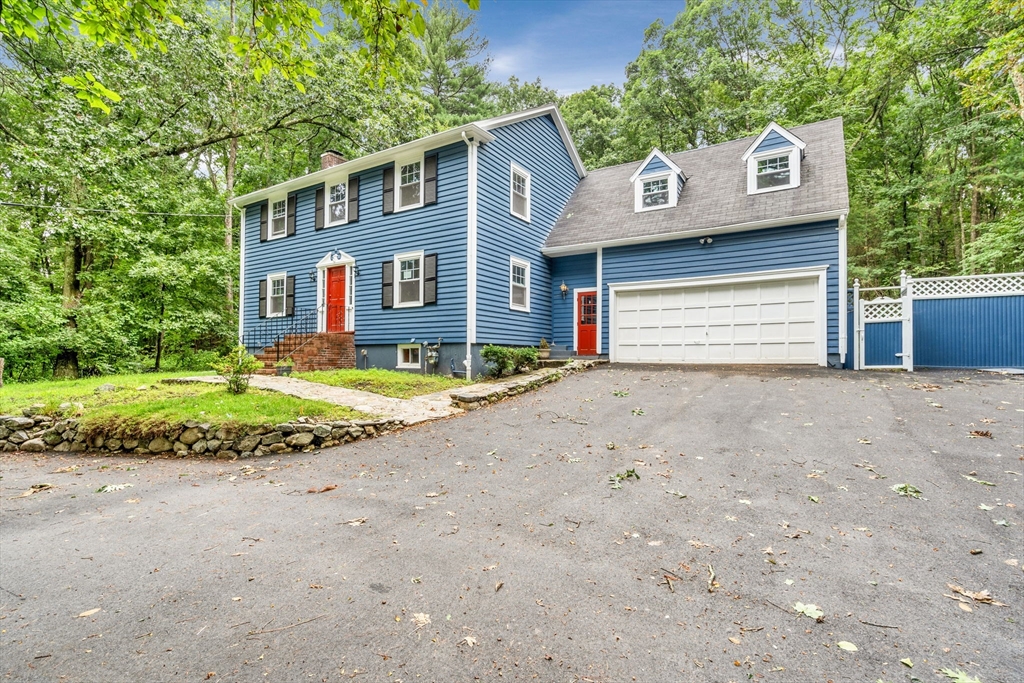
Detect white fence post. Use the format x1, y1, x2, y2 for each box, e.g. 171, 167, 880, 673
853, 279, 861, 370
901, 271, 914, 371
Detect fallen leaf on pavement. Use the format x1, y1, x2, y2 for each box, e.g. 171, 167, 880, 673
900, 658, 913, 668
962, 474, 995, 486
836, 641, 857, 651
460, 636, 477, 647
947, 583, 1007, 606
857, 438, 871, 445
425, 492, 440, 498
939, 668, 983, 683
343, 517, 368, 526
495, 581, 504, 592
968, 430, 993, 439
77, 608, 101, 618
728, 637, 741, 644
51, 466, 79, 474
978, 503, 995, 510
18, 483, 54, 497
793, 602, 824, 620
412, 613, 431, 629
96, 484, 132, 493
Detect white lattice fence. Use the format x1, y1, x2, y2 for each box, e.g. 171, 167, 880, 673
909, 273, 1024, 299
862, 298, 904, 321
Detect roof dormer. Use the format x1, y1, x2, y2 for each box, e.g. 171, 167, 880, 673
630, 148, 683, 213
742, 122, 806, 195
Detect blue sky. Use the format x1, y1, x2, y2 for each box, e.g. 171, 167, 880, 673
474, 0, 687, 94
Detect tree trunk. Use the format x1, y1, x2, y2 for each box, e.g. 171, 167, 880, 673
154, 283, 166, 371
1010, 63, 1024, 124
54, 237, 84, 379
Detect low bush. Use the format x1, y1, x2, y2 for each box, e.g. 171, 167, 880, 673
481, 345, 538, 377
210, 345, 262, 394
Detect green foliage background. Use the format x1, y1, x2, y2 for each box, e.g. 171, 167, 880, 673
1, 0, 1020, 381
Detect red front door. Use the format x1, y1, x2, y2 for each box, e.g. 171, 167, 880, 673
326, 266, 346, 332
577, 291, 597, 356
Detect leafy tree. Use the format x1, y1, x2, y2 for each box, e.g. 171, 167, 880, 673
560, 85, 624, 168
489, 75, 558, 114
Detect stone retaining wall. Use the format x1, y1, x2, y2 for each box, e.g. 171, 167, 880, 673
0, 414, 401, 458
450, 358, 606, 410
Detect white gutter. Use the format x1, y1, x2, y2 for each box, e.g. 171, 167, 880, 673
541, 209, 848, 257
462, 132, 480, 380
596, 247, 603, 355
231, 124, 495, 208
838, 212, 848, 366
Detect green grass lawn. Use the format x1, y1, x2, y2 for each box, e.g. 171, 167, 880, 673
1, 372, 367, 437
294, 368, 473, 399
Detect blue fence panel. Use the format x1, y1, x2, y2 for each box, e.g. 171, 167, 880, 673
913, 296, 1024, 368
845, 308, 855, 368
864, 321, 902, 367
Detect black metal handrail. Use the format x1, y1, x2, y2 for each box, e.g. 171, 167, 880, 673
242, 306, 324, 362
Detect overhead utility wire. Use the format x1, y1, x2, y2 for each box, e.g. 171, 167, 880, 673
0, 200, 228, 218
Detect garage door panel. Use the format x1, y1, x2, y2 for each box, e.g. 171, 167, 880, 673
614, 275, 820, 365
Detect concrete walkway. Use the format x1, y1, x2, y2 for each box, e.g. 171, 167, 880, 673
176, 374, 463, 425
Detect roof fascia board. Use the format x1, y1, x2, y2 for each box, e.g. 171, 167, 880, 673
541, 209, 846, 256
231, 124, 495, 207
628, 148, 682, 183
741, 122, 807, 162
477, 104, 587, 179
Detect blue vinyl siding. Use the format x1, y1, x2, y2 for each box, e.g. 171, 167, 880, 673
600, 221, 841, 354
639, 155, 670, 175
754, 130, 792, 154
913, 296, 1024, 368
475, 115, 580, 345
863, 322, 902, 366
550, 253, 597, 351
242, 142, 469, 345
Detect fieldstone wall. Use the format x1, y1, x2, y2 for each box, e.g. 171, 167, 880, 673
0, 413, 401, 458
451, 358, 606, 410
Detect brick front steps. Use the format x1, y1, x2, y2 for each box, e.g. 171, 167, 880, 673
255, 332, 355, 374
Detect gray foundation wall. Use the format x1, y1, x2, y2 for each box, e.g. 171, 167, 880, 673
354, 342, 494, 379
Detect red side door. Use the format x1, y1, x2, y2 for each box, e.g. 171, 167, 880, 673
326, 266, 346, 332
577, 291, 597, 356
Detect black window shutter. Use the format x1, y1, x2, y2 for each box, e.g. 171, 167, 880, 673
382, 167, 395, 215
285, 276, 296, 316
259, 202, 268, 242
424, 154, 438, 205
424, 253, 438, 304
381, 261, 394, 308
258, 279, 267, 317
348, 177, 359, 222
286, 195, 297, 236
314, 187, 325, 230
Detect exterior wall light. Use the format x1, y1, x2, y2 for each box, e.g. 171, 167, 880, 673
560, 281, 569, 299
699, 237, 714, 245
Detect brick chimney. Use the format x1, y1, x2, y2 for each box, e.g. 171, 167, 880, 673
320, 150, 347, 170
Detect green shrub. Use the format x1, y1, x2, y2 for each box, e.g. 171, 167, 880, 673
210, 345, 262, 394
481, 345, 538, 377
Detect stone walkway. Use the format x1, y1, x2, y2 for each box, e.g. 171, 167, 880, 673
175, 361, 605, 427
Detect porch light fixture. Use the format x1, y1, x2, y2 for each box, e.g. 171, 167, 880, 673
699, 237, 713, 245
560, 281, 568, 299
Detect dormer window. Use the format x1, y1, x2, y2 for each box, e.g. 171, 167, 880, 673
742, 122, 806, 195
642, 177, 669, 208
630, 148, 683, 213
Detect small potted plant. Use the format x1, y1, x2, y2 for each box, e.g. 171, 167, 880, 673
275, 357, 294, 376
538, 338, 550, 360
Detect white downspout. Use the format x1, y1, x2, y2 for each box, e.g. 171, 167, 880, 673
838, 213, 847, 367
462, 132, 479, 380
596, 247, 603, 355
237, 203, 246, 344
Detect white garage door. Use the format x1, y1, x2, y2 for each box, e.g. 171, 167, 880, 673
613, 276, 820, 364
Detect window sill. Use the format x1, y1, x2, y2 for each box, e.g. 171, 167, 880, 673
509, 304, 530, 313
325, 220, 347, 228
748, 183, 799, 195
511, 210, 530, 222
267, 232, 289, 241
394, 301, 424, 309
635, 203, 673, 213
396, 363, 421, 370
394, 201, 424, 213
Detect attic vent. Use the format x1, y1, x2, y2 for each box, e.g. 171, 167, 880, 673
321, 150, 347, 170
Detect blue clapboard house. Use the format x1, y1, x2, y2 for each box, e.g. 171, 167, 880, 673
233, 107, 851, 378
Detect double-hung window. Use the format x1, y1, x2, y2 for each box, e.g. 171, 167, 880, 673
755, 155, 791, 190
270, 198, 287, 238
327, 182, 346, 224
509, 257, 530, 312
641, 177, 669, 208
510, 163, 531, 221
267, 273, 286, 317
399, 161, 422, 210
396, 252, 423, 307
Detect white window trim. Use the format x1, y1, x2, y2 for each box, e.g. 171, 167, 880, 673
509, 256, 530, 312
314, 250, 356, 333
572, 287, 597, 354
397, 343, 422, 370
509, 161, 531, 222
268, 194, 288, 240
634, 171, 677, 213
325, 177, 348, 227
394, 250, 425, 308
266, 271, 287, 318
395, 156, 424, 213
747, 147, 801, 195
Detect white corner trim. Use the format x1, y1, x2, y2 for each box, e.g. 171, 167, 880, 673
628, 148, 682, 183
606, 265, 830, 367
509, 256, 530, 312
596, 247, 603, 355
463, 133, 480, 380
476, 104, 587, 179
509, 161, 531, 222
633, 171, 677, 213
838, 213, 848, 365
393, 250, 426, 309
237, 205, 246, 342
741, 121, 807, 162
572, 287, 597, 354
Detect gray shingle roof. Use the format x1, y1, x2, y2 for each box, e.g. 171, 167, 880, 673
543, 118, 849, 251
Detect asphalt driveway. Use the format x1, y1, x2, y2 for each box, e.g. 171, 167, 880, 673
2, 365, 1022, 683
